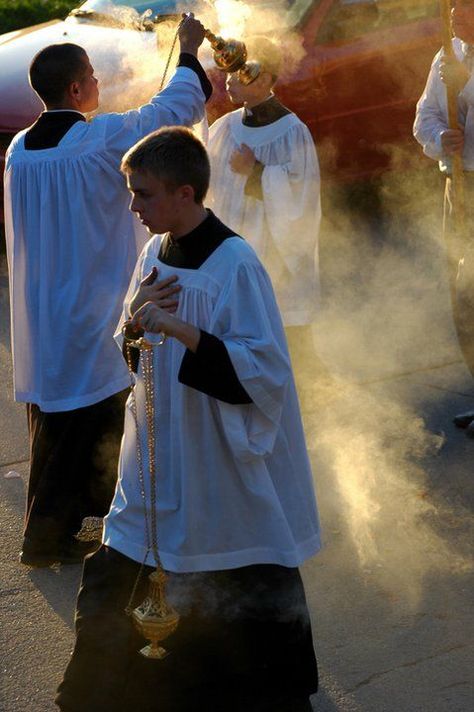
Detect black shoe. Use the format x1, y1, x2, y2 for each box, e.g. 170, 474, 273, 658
19, 537, 100, 568
453, 410, 474, 429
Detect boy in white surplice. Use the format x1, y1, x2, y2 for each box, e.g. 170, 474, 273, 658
207, 38, 324, 384
4, 17, 211, 568
56, 127, 320, 712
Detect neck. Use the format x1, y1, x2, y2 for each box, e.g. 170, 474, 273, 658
244, 93, 273, 110
170, 205, 208, 240
45, 102, 82, 113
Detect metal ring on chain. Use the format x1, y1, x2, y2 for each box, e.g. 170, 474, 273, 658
122, 326, 167, 350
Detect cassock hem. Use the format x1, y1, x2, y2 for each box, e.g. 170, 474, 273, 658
15, 375, 131, 413
102, 530, 321, 572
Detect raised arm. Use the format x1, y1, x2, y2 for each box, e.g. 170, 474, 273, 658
98, 15, 211, 155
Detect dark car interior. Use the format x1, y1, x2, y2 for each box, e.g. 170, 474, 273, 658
317, 0, 440, 44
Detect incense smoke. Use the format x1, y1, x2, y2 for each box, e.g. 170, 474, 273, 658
83, 0, 305, 113
81, 0, 473, 604
304, 160, 474, 606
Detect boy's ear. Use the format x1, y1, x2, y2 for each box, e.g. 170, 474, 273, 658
260, 70, 276, 89
66, 81, 81, 103
178, 184, 196, 202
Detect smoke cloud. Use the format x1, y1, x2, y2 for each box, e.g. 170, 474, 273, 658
83, 0, 305, 113
305, 155, 474, 606
81, 0, 473, 605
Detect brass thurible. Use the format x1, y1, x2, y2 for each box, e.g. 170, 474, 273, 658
158, 14, 261, 88
132, 569, 180, 659
123, 327, 178, 661
204, 29, 247, 72
204, 28, 261, 85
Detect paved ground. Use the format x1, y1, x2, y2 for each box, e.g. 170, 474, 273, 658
1, 171, 473, 711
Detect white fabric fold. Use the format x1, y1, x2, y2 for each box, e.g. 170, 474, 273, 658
208, 109, 321, 326
5, 67, 206, 411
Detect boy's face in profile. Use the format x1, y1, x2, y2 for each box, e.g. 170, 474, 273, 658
226, 70, 273, 105
127, 170, 181, 235
452, 1, 474, 43
226, 72, 253, 104
77, 54, 99, 113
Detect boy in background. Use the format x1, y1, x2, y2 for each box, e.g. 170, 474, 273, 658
414, 0, 474, 433
207, 37, 325, 389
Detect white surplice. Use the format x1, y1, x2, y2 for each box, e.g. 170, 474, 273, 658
207, 109, 321, 327
414, 38, 474, 172
104, 235, 321, 572
4, 67, 205, 412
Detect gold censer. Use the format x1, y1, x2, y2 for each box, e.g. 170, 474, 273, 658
204, 28, 261, 85
157, 15, 261, 89
132, 569, 180, 659
124, 329, 179, 660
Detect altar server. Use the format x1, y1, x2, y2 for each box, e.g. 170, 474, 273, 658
56, 126, 320, 712
4, 15, 211, 567
414, 0, 474, 434
207, 37, 322, 382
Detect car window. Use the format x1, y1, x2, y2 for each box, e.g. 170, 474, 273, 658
316, 0, 439, 44
77, 0, 201, 14
74, 0, 317, 32
78, 0, 298, 17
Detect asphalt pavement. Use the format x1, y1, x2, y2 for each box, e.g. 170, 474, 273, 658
1, 175, 473, 711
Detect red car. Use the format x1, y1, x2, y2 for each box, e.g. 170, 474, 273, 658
0, 0, 442, 221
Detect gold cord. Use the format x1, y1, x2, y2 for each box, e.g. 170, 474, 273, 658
159, 17, 185, 91
122, 330, 180, 659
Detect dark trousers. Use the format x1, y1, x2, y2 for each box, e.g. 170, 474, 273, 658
444, 175, 474, 378
24, 390, 128, 549
56, 546, 318, 712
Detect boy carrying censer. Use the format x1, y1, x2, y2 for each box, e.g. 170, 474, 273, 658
56, 126, 320, 712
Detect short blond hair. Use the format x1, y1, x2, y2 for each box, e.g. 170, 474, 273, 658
246, 36, 281, 82
121, 126, 210, 203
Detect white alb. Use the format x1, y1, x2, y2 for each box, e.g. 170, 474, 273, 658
104, 235, 321, 572
208, 109, 321, 327
4, 67, 205, 412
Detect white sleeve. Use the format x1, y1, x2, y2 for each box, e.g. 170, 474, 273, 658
413, 51, 448, 161
209, 258, 292, 461
261, 123, 321, 274
96, 67, 206, 157
459, 73, 474, 105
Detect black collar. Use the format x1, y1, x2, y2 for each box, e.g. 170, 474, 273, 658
158, 209, 239, 269
24, 111, 86, 150
242, 95, 291, 127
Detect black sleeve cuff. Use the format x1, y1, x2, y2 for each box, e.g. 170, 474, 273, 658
178, 330, 252, 404
178, 53, 213, 102
244, 160, 264, 200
